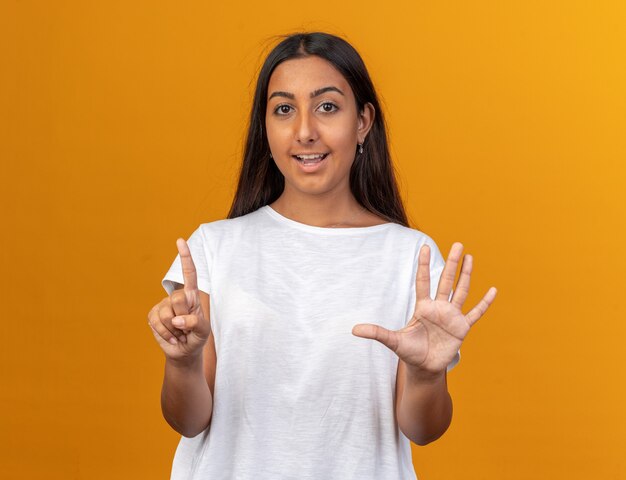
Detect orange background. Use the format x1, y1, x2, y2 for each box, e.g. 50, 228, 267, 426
1, 1, 625, 479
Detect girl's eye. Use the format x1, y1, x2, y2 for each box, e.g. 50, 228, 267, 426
273, 102, 338, 116
319, 102, 338, 113
274, 105, 293, 115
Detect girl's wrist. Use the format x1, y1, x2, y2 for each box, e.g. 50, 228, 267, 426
165, 352, 204, 371
405, 365, 446, 385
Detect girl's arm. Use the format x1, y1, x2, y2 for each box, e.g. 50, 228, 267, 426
148, 239, 216, 438
395, 359, 452, 445
161, 290, 216, 438
353, 243, 497, 445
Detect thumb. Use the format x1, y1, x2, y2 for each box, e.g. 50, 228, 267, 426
172, 313, 209, 337
352, 323, 399, 353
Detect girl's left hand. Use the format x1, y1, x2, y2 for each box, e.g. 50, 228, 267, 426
352, 242, 497, 376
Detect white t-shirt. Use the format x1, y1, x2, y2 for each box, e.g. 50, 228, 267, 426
161, 205, 459, 480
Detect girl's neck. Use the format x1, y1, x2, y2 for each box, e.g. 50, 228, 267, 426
269, 192, 385, 228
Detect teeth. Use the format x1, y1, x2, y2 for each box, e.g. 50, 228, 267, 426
296, 154, 326, 160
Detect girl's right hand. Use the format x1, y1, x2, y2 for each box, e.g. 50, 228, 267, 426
147, 238, 211, 362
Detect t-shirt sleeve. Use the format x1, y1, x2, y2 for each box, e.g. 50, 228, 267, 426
418, 237, 461, 373
161, 226, 212, 296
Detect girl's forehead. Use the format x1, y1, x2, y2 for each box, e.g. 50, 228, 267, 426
267, 56, 351, 95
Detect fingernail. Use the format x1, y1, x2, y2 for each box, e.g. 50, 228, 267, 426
169, 337, 178, 345
179, 335, 187, 344
172, 317, 184, 328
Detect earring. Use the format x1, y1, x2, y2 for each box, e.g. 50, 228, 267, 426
358, 143, 364, 154
269, 153, 273, 158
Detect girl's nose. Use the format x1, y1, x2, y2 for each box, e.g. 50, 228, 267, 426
295, 111, 319, 144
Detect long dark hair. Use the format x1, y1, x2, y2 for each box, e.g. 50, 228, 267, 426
227, 32, 409, 227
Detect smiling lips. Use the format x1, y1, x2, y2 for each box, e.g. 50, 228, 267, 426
292, 153, 329, 165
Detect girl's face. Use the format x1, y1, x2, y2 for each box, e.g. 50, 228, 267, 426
265, 55, 374, 200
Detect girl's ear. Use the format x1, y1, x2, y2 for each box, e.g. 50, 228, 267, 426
358, 102, 376, 142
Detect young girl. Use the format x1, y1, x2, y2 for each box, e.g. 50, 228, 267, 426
148, 31, 497, 479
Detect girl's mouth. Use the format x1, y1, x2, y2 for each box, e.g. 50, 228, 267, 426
292, 153, 329, 165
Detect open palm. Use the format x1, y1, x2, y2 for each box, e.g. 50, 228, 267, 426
352, 242, 497, 375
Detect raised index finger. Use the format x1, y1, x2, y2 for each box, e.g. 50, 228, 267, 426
176, 238, 198, 292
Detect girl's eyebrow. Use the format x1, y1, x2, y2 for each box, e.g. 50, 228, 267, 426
268, 86, 345, 101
